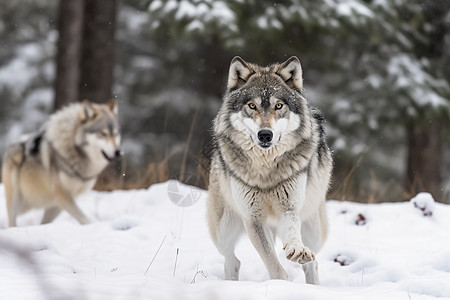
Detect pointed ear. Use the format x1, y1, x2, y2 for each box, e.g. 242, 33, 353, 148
78, 99, 98, 123
107, 99, 118, 115
277, 56, 303, 92
227, 56, 254, 91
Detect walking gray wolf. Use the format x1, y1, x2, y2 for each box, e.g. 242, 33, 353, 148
207, 56, 332, 284
2, 100, 122, 227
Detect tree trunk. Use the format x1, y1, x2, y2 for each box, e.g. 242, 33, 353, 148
79, 0, 116, 103
405, 120, 443, 202
53, 0, 84, 111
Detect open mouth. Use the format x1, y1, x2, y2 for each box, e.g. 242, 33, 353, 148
101, 150, 114, 162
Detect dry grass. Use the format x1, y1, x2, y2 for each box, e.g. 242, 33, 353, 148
329, 171, 404, 204
94, 155, 174, 191
94, 146, 210, 192
96, 145, 407, 204
328, 152, 405, 203
97, 147, 405, 204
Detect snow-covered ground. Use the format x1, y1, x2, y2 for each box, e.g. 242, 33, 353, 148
0, 182, 449, 300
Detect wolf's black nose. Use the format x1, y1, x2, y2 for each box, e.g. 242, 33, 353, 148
258, 130, 273, 143
115, 150, 122, 158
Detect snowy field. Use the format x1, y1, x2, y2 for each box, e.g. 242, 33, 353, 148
0, 181, 449, 300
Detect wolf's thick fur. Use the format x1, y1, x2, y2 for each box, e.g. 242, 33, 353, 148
207, 57, 332, 284
2, 100, 121, 227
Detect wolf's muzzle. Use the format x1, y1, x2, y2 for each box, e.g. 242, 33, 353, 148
258, 130, 273, 148
114, 150, 123, 158
102, 150, 123, 162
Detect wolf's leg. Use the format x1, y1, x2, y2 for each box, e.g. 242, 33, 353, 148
299, 206, 327, 284
278, 211, 315, 264
41, 206, 62, 224
244, 218, 288, 280
5, 179, 24, 228
207, 163, 244, 280
208, 197, 243, 280
4, 181, 16, 227
54, 186, 90, 225
7, 195, 28, 227
301, 216, 321, 284
270, 226, 277, 244
216, 209, 243, 280
6, 194, 21, 227
301, 208, 326, 254
278, 175, 316, 266
302, 261, 319, 284
3, 162, 21, 227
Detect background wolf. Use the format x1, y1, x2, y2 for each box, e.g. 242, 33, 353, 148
2, 100, 121, 227
207, 56, 333, 284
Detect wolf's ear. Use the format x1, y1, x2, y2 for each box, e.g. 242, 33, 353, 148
277, 56, 303, 92
107, 99, 118, 115
78, 100, 98, 123
227, 56, 254, 91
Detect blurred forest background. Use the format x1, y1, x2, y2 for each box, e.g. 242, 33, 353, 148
0, 0, 449, 203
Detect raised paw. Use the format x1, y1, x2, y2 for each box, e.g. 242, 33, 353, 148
283, 240, 315, 264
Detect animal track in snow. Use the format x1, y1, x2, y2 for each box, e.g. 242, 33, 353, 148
111, 216, 139, 231
333, 253, 355, 266
354, 213, 367, 226
410, 192, 434, 217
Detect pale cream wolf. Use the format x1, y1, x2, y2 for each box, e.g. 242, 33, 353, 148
2, 100, 121, 227
207, 57, 332, 284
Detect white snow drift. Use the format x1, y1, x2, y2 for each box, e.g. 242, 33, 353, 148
0, 182, 449, 300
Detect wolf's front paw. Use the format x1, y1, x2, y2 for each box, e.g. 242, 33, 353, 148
283, 240, 315, 264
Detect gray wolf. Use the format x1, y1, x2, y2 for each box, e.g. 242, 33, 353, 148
207, 56, 332, 284
2, 100, 121, 226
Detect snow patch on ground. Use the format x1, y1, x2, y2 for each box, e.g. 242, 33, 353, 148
0, 182, 449, 299
410, 192, 435, 217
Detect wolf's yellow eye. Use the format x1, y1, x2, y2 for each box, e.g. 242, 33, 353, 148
275, 103, 284, 110
248, 103, 256, 110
